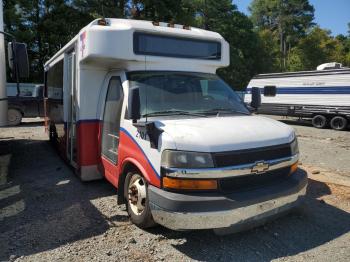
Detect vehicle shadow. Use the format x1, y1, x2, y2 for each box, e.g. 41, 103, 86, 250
0, 137, 116, 260
147, 173, 350, 261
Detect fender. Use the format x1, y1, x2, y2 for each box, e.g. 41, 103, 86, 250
120, 157, 149, 181
120, 157, 160, 187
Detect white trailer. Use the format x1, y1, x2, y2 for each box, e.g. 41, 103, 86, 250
245, 63, 350, 130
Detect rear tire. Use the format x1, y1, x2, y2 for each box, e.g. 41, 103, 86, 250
125, 172, 156, 228
312, 115, 327, 129
7, 108, 22, 126
330, 116, 348, 131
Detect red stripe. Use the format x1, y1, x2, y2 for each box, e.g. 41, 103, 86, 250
118, 130, 160, 187
77, 121, 101, 166
76, 121, 160, 187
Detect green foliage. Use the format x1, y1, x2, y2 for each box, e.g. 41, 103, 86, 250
2, 0, 350, 89
4, 0, 92, 82
250, 0, 315, 70
288, 27, 350, 71
129, 0, 196, 25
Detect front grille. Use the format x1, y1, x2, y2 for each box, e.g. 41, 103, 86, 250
218, 167, 291, 193
212, 143, 292, 168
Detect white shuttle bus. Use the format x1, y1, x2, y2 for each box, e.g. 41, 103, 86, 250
245, 63, 350, 130
44, 18, 306, 232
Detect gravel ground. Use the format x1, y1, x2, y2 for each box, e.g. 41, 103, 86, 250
0, 117, 349, 262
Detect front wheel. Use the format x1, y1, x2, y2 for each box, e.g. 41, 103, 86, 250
125, 172, 156, 228
8, 108, 22, 126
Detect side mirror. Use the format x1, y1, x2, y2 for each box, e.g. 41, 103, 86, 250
250, 87, 261, 109
8, 42, 29, 79
264, 85, 276, 97
128, 87, 141, 122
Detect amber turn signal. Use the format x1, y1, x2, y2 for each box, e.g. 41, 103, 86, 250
163, 177, 217, 190
290, 161, 298, 174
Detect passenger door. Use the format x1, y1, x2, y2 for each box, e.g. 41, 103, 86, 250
100, 75, 124, 185
66, 52, 77, 167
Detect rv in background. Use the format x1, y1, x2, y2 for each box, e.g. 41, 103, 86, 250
245, 63, 350, 131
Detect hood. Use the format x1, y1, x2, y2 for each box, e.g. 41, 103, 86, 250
156, 115, 294, 152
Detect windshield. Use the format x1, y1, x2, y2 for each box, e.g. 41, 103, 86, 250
127, 71, 249, 117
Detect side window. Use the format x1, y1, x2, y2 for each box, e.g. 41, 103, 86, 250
47, 60, 63, 100
101, 77, 124, 163
264, 85, 277, 97
200, 79, 230, 101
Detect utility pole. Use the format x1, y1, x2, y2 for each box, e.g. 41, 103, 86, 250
0, 0, 7, 126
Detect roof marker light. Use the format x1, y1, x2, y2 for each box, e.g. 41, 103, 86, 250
152, 21, 160, 26
183, 25, 191, 30
168, 23, 175, 28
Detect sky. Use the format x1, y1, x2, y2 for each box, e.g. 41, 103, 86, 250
234, 0, 350, 36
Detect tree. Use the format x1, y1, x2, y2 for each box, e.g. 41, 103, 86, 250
4, 1, 93, 82
72, 0, 127, 18
249, 0, 314, 70
287, 27, 350, 71
128, 0, 196, 25
179, 0, 266, 89
256, 29, 280, 72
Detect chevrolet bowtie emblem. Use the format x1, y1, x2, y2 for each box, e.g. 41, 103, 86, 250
251, 161, 269, 174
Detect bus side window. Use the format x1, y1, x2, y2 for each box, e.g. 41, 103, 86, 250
264, 86, 276, 97
101, 77, 124, 163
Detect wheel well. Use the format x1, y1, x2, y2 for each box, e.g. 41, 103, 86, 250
9, 106, 24, 116
117, 162, 139, 205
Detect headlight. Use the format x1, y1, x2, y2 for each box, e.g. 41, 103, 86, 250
290, 138, 299, 155
161, 150, 214, 168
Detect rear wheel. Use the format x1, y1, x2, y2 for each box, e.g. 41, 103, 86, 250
125, 172, 156, 228
312, 115, 327, 129
330, 116, 348, 131
7, 108, 22, 126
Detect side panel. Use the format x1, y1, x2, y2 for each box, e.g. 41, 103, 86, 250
245, 73, 350, 107
117, 127, 161, 188
77, 68, 109, 180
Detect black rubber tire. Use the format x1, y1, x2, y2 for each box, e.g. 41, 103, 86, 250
312, 115, 327, 129
330, 116, 348, 131
124, 172, 156, 229
7, 108, 22, 126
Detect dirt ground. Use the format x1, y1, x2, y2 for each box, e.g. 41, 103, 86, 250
0, 117, 349, 262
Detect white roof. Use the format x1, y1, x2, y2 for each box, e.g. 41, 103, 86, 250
45, 18, 230, 73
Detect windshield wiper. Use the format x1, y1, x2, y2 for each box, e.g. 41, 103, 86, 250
196, 108, 249, 116
142, 110, 207, 118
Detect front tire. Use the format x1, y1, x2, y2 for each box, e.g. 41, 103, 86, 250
125, 172, 156, 228
8, 108, 22, 126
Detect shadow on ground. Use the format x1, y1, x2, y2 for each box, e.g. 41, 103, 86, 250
1, 133, 349, 261
0, 137, 116, 260
146, 175, 350, 261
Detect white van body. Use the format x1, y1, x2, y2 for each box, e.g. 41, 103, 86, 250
44, 19, 306, 232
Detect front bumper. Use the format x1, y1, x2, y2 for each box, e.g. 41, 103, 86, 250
148, 169, 307, 231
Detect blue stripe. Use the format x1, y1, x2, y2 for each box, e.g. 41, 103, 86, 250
120, 127, 160, 178
246, 86, 350, 94
77, 119, 101, 124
